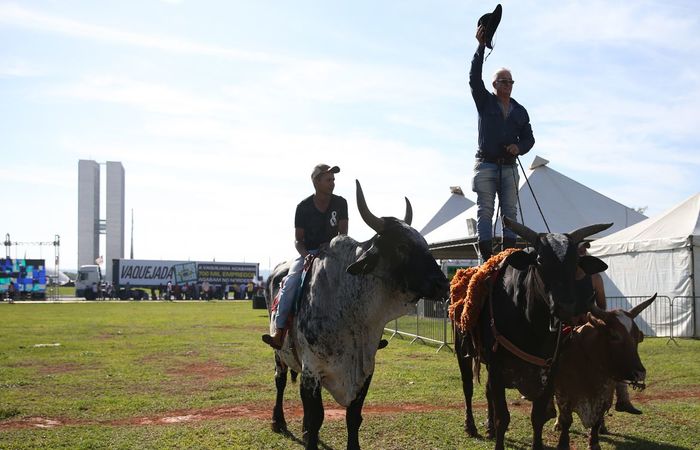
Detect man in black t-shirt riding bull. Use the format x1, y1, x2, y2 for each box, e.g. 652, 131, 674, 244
262, 163, 349, 349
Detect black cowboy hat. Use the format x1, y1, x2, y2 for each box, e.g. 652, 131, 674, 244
477, 4, 502, 50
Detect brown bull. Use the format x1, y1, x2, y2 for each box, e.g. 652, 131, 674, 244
554, 294, 656, 450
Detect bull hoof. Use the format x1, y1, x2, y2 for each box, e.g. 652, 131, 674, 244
271, 420, 287, 433
598, 422, 609, 435
378, 339, 389, 349
464, 420, 478, 437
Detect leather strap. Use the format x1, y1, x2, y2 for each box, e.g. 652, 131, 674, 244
488, 272, 560, 368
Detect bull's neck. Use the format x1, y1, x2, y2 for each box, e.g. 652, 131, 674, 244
575, 327, 611, 380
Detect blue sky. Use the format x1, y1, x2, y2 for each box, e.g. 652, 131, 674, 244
2, 0, 699, 272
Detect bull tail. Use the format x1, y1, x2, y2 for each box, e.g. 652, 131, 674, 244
470, 331, 483, 384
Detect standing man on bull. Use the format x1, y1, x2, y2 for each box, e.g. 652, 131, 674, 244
470, 4, 535, 261
262, 164, 348, 350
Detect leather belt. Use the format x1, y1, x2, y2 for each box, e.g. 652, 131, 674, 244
476, 156, 515, 165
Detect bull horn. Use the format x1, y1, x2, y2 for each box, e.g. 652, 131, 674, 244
404, 197, 413, 225
356, 180, 385, 233
503, 216, 538, 245
590, 298, 607, 320
629, 293, 657, 318
568, 223, 613, 244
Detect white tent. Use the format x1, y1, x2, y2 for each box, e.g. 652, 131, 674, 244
424, 156, 647, 245
590, 193, 700, 338
419, 186, 475, 237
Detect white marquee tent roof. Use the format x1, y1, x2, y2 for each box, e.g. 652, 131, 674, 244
419, 186, 475, 237
590, 193, 700, 255
588, 192, 700, 337
422, 156, 647, 243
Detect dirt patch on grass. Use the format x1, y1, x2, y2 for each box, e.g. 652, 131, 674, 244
0, 416, 82, 430
167, 360, 240, 382
38, 362, 87, 375
7, 360, 93, 375
0, 402, 455, 430
2, 388, 698, 430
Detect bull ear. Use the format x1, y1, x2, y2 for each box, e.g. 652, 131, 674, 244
504, 250, 535, 271
579, 255, 608, 275
347, 250, 380, 275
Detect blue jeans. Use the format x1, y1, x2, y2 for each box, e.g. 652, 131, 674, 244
274, 249, 318, 329
471, 162, 520, 241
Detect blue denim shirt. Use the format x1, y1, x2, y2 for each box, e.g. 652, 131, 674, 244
469, 45, 535, 163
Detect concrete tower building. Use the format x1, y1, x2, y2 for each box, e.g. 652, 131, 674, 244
105, 161, 125, 282
78, 160, 100, 270
77, 160, 125, 282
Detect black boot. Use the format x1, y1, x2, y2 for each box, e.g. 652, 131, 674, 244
615, 382, 642, 414
502, 237, 517, 251
478, 240, 493, 263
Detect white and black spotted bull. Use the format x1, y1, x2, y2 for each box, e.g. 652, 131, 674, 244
264, 180, 449, 450
454, 217, 612, 450
554, 294, 656, 450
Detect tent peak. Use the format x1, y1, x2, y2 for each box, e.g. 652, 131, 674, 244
530, 155, 549, 170
450, 186, 464, 196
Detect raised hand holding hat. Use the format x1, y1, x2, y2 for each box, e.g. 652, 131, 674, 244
477, 4, 502, 50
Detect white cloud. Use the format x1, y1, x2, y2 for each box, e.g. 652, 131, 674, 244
0, 3, 278, 62
0, 61, 44, 77
522, 0, 698, 50
2, 1, 699, 271
45, 76, 243, 116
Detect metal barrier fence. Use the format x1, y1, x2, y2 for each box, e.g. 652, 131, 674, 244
673, 296, 697, 339
386, 295, 697, 352
605, 295, 696, 342
606, 296, 672, 337
384, 299, 453, 353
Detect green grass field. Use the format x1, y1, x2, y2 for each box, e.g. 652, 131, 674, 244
1, 301, 698, 449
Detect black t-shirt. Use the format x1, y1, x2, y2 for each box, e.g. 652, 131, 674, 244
574, 274, 595, 316
295, 194, 348, 251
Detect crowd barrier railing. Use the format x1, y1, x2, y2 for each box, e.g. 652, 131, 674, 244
384, 298, 453, 353
386, 294, 695, 352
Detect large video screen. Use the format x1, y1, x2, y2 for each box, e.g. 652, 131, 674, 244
0, 258, 47, 294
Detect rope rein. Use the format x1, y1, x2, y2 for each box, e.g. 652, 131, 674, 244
517, 157, 550, 233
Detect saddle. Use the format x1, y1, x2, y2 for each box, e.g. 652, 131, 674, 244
270, 253, 317, 319
263, 254, 320, 361
449, 248, 518, 333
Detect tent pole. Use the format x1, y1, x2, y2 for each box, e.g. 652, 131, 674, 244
691, 235, 697, 338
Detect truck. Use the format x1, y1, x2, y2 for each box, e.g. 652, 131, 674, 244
1, 258, 47, 300
76, 259, 259, 300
